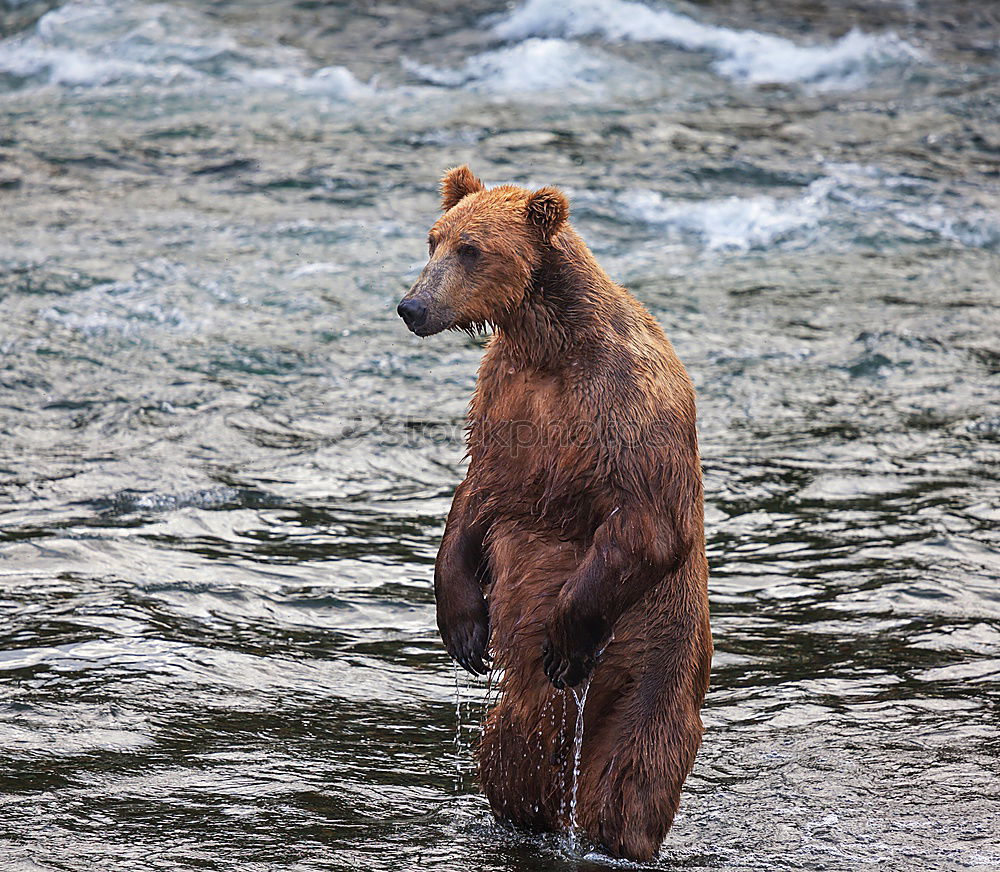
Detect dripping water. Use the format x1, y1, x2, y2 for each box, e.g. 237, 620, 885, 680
567, 677, 591, 849
454, 663, 464, 791
455, 663, 469, 793
558, 686, 570, 824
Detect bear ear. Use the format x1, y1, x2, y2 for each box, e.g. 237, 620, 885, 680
526, 186, 569, 242
440, 165, 485, 211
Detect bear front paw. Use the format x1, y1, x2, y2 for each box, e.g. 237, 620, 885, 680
541, 635, 596, 689
541, 606, 607, 689
438, 596, 490, 676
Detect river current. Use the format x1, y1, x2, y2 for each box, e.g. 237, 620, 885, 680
1, 1, 998, 869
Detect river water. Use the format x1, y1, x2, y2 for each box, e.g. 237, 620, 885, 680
1, 1, 998, 869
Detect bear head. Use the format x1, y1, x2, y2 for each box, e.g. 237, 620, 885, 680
397, 165, 569, 336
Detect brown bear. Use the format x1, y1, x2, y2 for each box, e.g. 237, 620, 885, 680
397, 165, 712, 862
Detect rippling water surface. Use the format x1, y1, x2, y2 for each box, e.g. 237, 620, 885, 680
1, 1, 999, 869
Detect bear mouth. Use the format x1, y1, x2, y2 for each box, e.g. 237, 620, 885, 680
408, 309, 454, 337
410, 322, 444, 337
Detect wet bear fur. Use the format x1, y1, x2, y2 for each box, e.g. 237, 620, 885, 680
397, 165, 712, 862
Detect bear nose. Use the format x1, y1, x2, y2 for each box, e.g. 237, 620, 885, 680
397, 298, 427, 330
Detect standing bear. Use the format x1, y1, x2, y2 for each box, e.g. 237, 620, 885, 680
397, 166, 712, 862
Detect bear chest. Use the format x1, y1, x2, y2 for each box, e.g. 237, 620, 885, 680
469, 368, 606, 526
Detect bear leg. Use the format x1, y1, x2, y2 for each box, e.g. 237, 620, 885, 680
575, 649, 709, 862
478, 686, 577, 833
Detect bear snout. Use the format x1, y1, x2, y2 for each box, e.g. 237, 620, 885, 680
397, 297, 428, 332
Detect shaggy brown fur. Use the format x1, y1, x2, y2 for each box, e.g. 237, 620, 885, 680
398, 166, 712, 862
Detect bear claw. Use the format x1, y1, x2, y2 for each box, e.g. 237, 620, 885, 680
541, 638, 594, 688
447, 623, 490, 676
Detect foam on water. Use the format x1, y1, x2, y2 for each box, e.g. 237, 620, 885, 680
492, 0, 920, 87
617, 166, 999, 252
0, 0, 370, 97
241, 64, 374, 99
403, 37, 647, 97
618, 177, 835, 250
895, 205, 1000, 250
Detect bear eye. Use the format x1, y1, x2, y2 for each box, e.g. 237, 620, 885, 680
428, 236, 438, 256
457, 243, 479, 264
